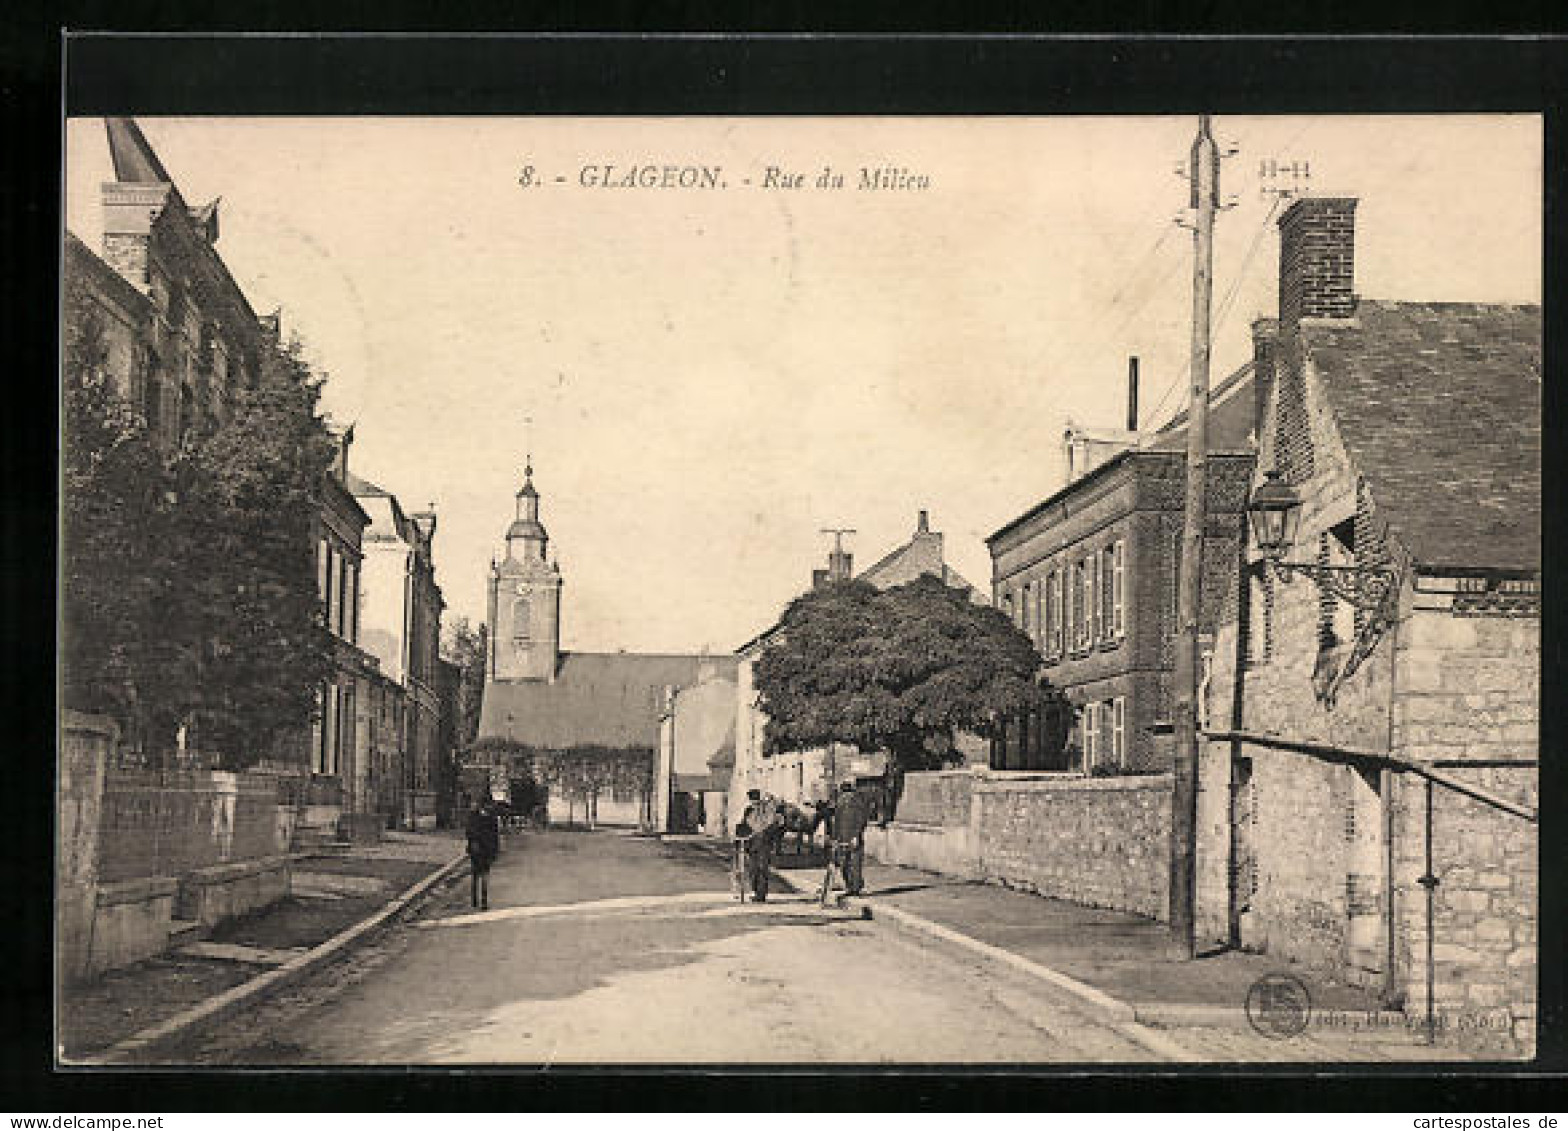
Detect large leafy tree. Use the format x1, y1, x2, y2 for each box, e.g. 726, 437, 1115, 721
60, 291, 191, 737
174, 337, 338, 765
754, 573, 1064, 773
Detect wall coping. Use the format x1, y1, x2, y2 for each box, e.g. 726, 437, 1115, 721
96, 875, 179, 906
976, 772, 1173, 794
180, 855, 293, 887
61, 711, 120, 743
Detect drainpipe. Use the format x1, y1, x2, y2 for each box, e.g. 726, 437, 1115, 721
1382, 608, 1402, 1007
1420, 778, 1438, 1045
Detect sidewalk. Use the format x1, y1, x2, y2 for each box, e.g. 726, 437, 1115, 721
59, 830, 466, 1062
783, 853, 1499, 1063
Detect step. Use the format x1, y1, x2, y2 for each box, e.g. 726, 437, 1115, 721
167, 918, 206, 947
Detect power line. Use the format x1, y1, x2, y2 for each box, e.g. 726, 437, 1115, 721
1142, 193, 1283, 430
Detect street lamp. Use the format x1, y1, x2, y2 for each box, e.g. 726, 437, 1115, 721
1246, 469, 1394, 610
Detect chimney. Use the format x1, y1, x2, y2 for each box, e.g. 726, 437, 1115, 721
1251, 318, 1278, 442
828, 547, 853, 583
1126, 356, 1139, 432
101, 118, 176, 294
917, 509, 929, 534
1277, 196, 1358, 326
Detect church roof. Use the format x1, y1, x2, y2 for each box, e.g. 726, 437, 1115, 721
507, 518, 547, 540
479, 652, 739, 751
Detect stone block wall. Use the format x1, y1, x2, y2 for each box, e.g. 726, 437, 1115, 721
1390, 598, 1539, 1055
974, 774, 1171, 920
58, 713, 115, 986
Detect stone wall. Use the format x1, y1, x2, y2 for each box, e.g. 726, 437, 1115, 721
1390, 598, 1539, 1055
895, 770, 973, 827
58, 712, 115, 985
97, 769, 280, 883
974, 774, 1171, 920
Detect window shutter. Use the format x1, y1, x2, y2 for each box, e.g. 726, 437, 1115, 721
1112, 540, 1125, 637
1113, 697, 1126, 767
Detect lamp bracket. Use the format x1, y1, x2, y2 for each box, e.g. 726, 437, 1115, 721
1264, 560, 1396, 612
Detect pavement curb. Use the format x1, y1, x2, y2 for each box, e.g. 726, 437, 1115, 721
80, 851, 469, 1066
689, 841, 1199, 1062
842, 897, 1200, 1064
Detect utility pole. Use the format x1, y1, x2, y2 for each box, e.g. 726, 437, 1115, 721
1171, 113, 1221, 959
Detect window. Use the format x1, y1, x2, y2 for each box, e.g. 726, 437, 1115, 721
1089, 552, 1103, 643
336, 548, 350, 638
1111, 697, 1126, 767
326, 547, 341, 637
317, 538, 329, 603
1053, 570, 1065, 656
317, 683, 339, 775
1110, 540, 1125, 638
1003, 591, 1015, 623
338, 684, 355, 777
1082, 702, 1100, 770
1022, 581, 1033, 639
1044, 569, 1059, 659
346, 560, 359, 644
1071, 560, 1086, 649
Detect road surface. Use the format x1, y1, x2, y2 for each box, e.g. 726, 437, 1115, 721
168, 829, 1170, 1065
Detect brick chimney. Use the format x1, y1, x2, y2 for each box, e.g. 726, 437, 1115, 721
101, 118, 176, 294
1251, 317, 1278, 442
1277, 196, 1358, 326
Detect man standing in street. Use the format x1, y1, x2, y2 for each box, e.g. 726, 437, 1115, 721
466, 796, 501, 911
738, 788, 783, 902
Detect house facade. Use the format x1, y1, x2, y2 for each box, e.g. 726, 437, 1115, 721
986, 368, 1257, 774
1198, 196, 1540, 1054
730, 510, 986, 821
350, 472, 447, 829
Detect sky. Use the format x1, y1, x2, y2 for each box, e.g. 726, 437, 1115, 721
64, 115, 1541, 655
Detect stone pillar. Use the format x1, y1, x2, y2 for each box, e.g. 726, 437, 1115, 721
58, 712, 117, 985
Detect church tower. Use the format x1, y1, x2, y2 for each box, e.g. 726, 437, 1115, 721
487, 461, 562, 682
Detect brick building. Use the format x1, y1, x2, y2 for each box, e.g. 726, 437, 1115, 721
1198, 196, 1540, 1053
730, 510, 986, 819
83, 118, 269, 454
986, 366, 1257, 773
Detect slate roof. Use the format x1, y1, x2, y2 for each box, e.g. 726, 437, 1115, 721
1146, 361, 1258, 454
479, 652, 739, 751
1301, 300, 1541, 573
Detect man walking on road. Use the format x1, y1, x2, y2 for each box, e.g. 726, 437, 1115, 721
466, 797, 501, 910
820, 781, 869, 906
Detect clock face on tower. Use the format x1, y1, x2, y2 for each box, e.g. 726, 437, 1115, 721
515, 582, 529, 595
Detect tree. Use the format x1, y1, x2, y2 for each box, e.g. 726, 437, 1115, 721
442, 615, 488, 752
60, 291, 191, 740
753, 573, 1064, 774
171, 336, 338, 765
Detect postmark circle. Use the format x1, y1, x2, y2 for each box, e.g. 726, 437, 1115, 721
1245, 972, 1313, 1039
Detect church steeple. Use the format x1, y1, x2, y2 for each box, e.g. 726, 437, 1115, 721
505, 460, 548, 561
488, 453, 562, 683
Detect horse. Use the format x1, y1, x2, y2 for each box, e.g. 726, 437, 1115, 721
778, 799, 830, 856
